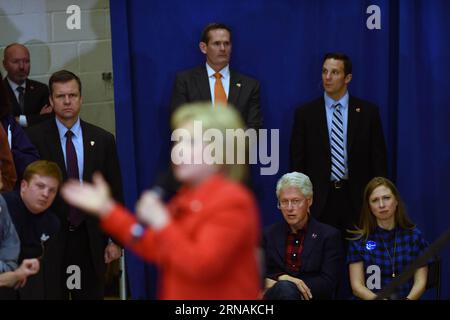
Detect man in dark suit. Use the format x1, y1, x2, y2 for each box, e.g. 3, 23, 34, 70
158, 23, 263, 196
3, 43, 53, 127
171, 22, 263, 130
27, 70, 123, 299
263, 172, 343, 300
290, 52, 388, 236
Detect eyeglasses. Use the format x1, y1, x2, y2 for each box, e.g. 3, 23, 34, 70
278, 199, 306, 209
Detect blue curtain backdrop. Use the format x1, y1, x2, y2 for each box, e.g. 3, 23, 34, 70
109, 0, 450, 299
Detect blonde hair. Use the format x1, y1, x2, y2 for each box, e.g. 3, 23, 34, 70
23, 160, 63, 185
171, 102, 248, 182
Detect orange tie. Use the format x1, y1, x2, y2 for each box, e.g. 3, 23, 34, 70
213, 72, 227, 106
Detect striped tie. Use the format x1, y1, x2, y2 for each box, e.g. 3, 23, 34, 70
330, 103, 345, 181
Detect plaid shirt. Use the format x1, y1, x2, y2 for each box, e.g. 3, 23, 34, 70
285, 225, 308, 274
347, 226, 428, 299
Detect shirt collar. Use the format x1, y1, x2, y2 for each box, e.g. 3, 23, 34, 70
55, 117, 82, 138
285, 219, 309, 236
206, 63, 230, 79
324, 91, 349, 110
7, 77, 25, 91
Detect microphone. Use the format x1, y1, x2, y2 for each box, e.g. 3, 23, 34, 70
129, 185, 166, 242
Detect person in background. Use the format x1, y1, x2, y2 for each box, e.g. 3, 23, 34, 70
157, 22, 263, 198
0, 70, 40, 183
263, 172, 343, 300
0, 177, 19, 274
2, 43, 52, 127
0, 125, 17, 191
26, 70, 123, 299
171, 22, 262, 129
0, 160, 61, 299
347, 177, 428, 300
290, 52, 388, 238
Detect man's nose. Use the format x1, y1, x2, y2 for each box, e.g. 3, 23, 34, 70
42, 189, 50, 198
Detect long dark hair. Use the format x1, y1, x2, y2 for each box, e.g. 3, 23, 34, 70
0, 70, 12, 119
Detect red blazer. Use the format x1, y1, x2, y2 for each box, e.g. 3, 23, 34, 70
101, 173, 261, 299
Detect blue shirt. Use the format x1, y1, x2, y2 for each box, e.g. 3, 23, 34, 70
55, 117, 84, 180
0, 195, 20, 272
347, 226, 428, 299
324, 91, 349, 180
206, 63, 230, 105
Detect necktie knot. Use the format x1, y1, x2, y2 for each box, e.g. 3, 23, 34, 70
213, 72, 222, 80
16, 86, 24, 94
65, 130, 74, 139
334, 103, 341, 111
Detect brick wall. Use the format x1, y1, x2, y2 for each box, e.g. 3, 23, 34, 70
0, 0, 116, 134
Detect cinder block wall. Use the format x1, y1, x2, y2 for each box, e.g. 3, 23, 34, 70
0, 0, 116, 135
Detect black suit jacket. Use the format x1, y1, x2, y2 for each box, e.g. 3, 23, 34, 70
290, 96, 388, 225
27, 118, 123, 299
171, 65, 263, 129
3, 78, 52, 126
263, 218, 343, 300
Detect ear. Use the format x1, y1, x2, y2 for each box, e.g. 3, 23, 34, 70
49, 95, 54, 107
199, 42, 207, 54
307, 197, 313, 209
20, 179, 28, 192
344, 73, 352, 85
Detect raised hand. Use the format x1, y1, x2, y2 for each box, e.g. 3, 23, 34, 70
136, 190, 170, 230
61, 172, 114, 217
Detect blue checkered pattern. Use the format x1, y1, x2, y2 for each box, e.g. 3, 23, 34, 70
347, 226, 428, 299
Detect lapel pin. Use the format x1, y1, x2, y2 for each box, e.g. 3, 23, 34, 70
236, 83, 241, 88
312, 233, 317, 239
90, 141, 95, 146
356, 107, 361, 112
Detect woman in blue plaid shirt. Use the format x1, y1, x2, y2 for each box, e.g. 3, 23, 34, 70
347, 177, 428, 300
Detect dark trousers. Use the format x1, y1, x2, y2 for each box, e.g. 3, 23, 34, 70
320, 181, 355, 237
263, 280, 302, 300
319, 181, 354, 299
63, 223, 104, 300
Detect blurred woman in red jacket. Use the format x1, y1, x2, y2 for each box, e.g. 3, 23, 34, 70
61, 102, 261, 299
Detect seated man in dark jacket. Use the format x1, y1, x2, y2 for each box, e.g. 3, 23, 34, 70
0, 160, 61, 299
263, 172, 343, 300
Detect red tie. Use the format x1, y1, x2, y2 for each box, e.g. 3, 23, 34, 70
65, 130, 83, 227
